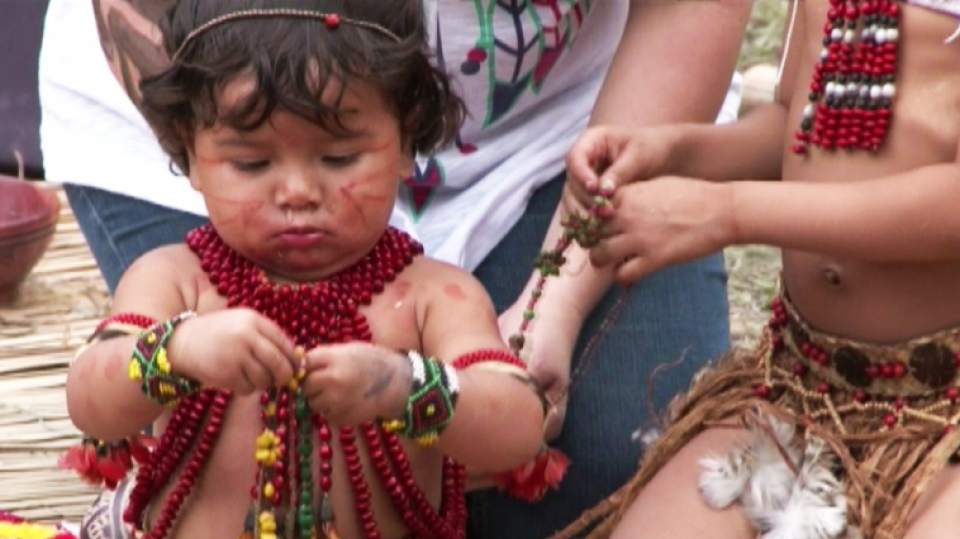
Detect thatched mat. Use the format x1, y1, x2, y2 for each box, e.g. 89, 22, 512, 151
0, 184, 110, 523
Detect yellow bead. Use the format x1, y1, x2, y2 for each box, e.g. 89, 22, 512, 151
380, 419, 404, 432
415, 433, 438, 446
425, 404, 436, 416
263, 482, 275, 498
128, 361, 142, 380
157, 348, 171, 373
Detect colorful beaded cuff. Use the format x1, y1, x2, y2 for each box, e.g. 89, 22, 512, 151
128, 312, 201, 406
381, 351, 460, 446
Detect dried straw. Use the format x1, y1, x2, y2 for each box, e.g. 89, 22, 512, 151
0, 185, 110, 523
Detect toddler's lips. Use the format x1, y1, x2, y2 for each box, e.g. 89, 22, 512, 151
276, 229, 327, 248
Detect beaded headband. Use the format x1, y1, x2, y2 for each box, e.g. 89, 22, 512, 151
170, 8, 403, 63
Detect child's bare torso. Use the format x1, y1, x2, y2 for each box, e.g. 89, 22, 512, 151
781, 1, 960, 341
147, 256, 444, 539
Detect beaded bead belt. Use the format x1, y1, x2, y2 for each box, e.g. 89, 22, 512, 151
771, 293, 960, 399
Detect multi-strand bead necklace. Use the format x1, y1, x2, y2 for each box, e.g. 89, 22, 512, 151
122, 225, 468, 539
793, 0, 900, 154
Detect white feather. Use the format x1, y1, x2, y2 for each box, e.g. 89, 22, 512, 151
698, 414, 849, 539
699, 449, 750, 509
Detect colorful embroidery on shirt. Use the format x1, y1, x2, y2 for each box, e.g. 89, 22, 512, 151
404, 156, 445, 221
400, 1, 593, 220
460, 0, 593, 127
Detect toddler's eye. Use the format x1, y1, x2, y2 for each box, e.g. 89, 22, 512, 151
322, 154, 360, 167
231, 159, 270, 172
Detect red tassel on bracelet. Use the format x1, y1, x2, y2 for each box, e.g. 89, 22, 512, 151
451, 348, 571, 501
58, 435, 156, 489
492, 446, 570, 502
61, 313, 158, 489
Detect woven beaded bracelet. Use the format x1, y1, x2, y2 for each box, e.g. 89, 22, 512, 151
380, 351, 460, 446
127, 312, 201, 406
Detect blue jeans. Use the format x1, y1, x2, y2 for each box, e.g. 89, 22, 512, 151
64, 184, 207, 293
469, 176, 729, 539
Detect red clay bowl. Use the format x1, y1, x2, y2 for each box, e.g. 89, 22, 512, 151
0, 175, 61, 304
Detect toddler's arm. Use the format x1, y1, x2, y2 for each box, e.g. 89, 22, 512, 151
417, 264, 546, 475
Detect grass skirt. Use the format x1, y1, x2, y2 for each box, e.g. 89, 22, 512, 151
550, 294, 960, 539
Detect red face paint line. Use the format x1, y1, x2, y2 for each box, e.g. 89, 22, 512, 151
201, 191, 264, 227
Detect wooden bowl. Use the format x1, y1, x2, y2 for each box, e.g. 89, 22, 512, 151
0, 175, 61, 304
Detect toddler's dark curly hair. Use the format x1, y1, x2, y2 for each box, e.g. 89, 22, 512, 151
140, 0, 464, 174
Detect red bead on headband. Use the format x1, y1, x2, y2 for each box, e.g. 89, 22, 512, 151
170, 8, 402, 62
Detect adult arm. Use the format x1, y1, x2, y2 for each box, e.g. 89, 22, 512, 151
505, 0, 751, 434
91, 0, 172, 107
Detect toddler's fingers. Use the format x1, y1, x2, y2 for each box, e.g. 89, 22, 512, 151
252, 338, 295, 388
597, 142, 646, 192
565, 130, 609, 191
614, 256, 650, 285
588, 233, 633, 269
241, 358, 274, 392
251, 315, 298, 364
301, 346, 332, 373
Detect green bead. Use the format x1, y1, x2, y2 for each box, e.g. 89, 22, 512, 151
295, 399, 308, 416
523, 310, 535, 320
298, 442, 311, 455
531, 289, 542, 298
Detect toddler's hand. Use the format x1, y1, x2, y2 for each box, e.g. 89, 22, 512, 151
300, 343, 412, 426
591, 176, 735, 283
166, 309, 298, 395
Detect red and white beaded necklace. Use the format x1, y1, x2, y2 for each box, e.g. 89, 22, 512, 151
793, 0, 900, 154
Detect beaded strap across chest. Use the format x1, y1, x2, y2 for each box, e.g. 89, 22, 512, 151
122, 225, 468, 539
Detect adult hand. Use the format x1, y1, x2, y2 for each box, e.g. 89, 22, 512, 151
301, 343, 412, 426
593, 177, 735, 283
166, 309, 298, 395
564, 125, 680, 213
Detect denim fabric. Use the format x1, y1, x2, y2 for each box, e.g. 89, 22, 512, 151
468, 175, 730, 539
64, 184, 207, 293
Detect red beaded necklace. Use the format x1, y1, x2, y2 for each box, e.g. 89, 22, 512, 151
123, 224, 467, 539
793, 0, 900, 154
